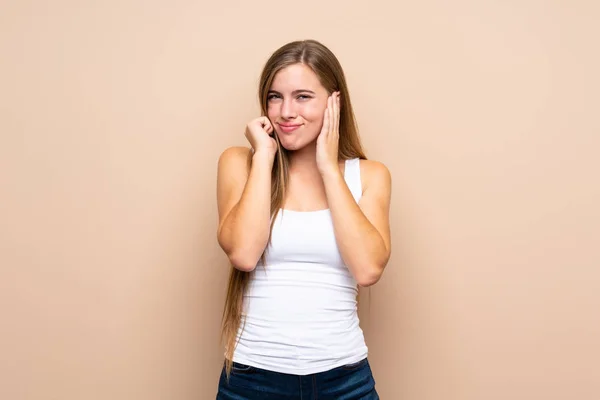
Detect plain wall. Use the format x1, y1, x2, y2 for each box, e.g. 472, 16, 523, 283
1, 1, 598, 399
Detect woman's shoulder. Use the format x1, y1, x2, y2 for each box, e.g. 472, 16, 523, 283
358, 159, 391, 180
218, 146, 252, 167
217, 146, 252, 177
219, 146, 252, 162
357, 158, 392, 191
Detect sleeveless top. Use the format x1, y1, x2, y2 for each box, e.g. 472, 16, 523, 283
230, 158, 368, 375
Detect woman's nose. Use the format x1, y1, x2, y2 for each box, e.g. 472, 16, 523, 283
281, 98, 297, 119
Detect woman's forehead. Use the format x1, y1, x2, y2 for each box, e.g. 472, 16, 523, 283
270, 64, 324, 92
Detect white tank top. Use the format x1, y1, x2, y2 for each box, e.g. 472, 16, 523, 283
230, 158, 368, 375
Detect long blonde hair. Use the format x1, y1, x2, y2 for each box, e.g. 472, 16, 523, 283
220, 39, 367, 378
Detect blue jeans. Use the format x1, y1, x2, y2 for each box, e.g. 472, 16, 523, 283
216, 358, 379, 399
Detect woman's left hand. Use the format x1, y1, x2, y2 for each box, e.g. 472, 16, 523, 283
316, 92, 341, 176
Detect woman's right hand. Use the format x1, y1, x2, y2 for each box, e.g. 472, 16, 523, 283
245, 117, 277, 157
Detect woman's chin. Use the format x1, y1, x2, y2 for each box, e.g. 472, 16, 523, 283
279, 139, 302, 151
280, 142, 299, 151
278, 137, 317, 152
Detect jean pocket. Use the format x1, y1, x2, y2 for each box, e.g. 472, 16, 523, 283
341, 358, 369, 370
231, 361, 255, 374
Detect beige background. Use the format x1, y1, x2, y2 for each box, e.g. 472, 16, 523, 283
2, 1, 599, 399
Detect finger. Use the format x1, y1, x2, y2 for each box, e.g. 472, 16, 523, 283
322, 106, 330, 137
337, 92, 341, 135
259, 116, 270, 128
332, 93, 339, 135
261, 117, 274, 134
328, 94, 333, 129
330, 94, 336, 136
328, 96, 336, 145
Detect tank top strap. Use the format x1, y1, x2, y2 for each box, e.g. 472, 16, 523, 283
344, 158, 362, 203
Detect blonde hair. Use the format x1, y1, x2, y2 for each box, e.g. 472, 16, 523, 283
220, 39, 367, 379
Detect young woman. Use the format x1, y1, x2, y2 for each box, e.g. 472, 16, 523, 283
215, 39, 391, 399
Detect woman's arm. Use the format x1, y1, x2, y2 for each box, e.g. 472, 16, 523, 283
322, 159, 392, 286
216, 146, 274, 271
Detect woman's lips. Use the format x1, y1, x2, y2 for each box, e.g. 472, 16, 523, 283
278, 123, 302, 133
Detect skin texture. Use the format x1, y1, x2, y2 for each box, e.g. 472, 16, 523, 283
217, 63, 391, 286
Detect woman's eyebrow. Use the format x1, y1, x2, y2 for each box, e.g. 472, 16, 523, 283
268, 89, 316, 95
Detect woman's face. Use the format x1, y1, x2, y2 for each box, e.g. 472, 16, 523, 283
267, 63, 330, 151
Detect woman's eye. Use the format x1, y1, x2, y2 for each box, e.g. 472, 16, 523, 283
267, 94, 312, 101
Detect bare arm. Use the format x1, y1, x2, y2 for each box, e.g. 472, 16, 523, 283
216, 147, 274, 271
323, 160, 392, 286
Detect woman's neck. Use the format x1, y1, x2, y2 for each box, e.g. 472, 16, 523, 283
287, 142, 319, 174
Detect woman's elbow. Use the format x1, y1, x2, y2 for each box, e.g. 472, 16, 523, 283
356, 262, 387, 287
218, 236, 258, 272
357, 272, 382, 287
228, 251, 259, 272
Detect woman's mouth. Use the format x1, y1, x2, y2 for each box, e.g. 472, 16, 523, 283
278, 123, 302, 133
